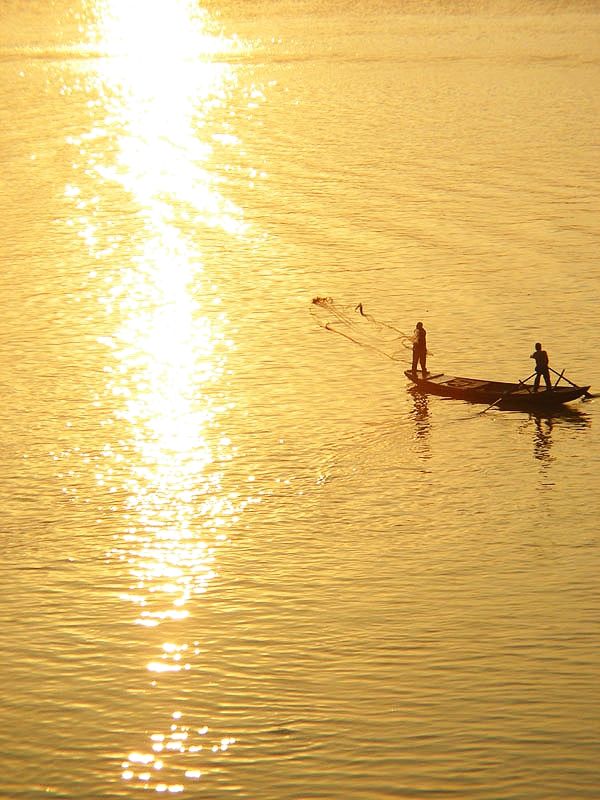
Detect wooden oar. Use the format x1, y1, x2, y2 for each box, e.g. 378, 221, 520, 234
480, 372, 537, 413
549, 366, 594, 398
552, 368, 565, 387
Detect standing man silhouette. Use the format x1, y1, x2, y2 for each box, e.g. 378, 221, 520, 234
530, 342, 552, 392
411, 322, 427, 376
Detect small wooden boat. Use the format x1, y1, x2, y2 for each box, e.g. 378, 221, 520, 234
404, 370, 590, 409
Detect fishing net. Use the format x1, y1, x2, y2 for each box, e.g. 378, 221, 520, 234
311, 297, 415, 362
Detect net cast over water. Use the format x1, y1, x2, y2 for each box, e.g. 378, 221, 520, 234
311, 296, 417, 363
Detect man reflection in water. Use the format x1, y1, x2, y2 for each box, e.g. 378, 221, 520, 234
533, 415, 554, 465
530, 342, 552, 392
411, 321, 428, 376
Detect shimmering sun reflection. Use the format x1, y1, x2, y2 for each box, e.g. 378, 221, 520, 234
121, 712, 237, 791
78, 0, 254, 792
105, 248, 235, 627
88, 0, 247, 625
92, 0, 247, 236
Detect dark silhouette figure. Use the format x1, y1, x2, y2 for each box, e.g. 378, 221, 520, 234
530, 342, 552, 392
411, 322, 427, 375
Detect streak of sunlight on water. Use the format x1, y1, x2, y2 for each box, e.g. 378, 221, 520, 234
51, 1, 256, 793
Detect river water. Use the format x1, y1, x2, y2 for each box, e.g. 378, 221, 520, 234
1, 1, 599, 798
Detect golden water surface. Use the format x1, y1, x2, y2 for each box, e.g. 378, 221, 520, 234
1, 1, 599, 798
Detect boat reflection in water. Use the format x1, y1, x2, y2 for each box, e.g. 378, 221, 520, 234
409, 383, 591, 471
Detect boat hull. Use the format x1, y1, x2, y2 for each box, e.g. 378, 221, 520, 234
404, 370, 590, 408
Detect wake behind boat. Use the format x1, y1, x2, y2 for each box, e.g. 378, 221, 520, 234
404, 370, 591, 409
